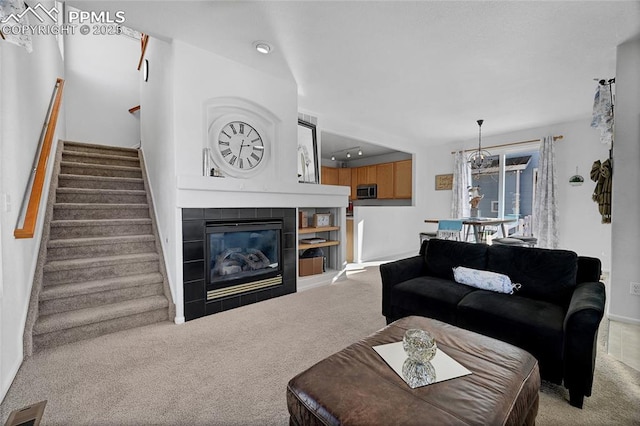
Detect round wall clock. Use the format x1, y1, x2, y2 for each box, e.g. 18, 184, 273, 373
209, 117, 270, 178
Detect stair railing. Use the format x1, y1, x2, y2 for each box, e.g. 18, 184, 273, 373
14, 78, 65, 239
137, 34, 149, 70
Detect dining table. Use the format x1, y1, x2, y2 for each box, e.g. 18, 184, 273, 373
424, 217, 518, 243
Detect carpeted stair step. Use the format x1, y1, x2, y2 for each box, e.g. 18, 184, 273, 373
39, 273, 165, 315
56, 187, 147, 204
28, 140, 171, 353
60, 161, 142, 179
58, 174, 144, 191
53, 203, 150, 220
33, 295, 169, 351
62, 150, 141, 168
43, 252, 160, 286
47, 235, 157, 260
49, 218, 152, 239
63, 141, 139, 158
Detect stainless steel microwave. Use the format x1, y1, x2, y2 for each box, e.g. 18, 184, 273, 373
357, 184, 377, 199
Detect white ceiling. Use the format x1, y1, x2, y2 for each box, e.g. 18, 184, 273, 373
72, 1, 640, 150
320, 131, 401, 161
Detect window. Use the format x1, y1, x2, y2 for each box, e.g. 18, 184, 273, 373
472, 150, 539, 220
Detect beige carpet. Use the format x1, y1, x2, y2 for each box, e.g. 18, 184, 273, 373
1, 265, 639, 425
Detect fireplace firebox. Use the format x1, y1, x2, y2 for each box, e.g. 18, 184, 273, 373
205, 220, 283, 300
182, 208, 296, 321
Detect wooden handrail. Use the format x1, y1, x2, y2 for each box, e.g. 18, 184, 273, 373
128, 105, 141, 114
137, 34, 149, 70
14, 78, 65, 239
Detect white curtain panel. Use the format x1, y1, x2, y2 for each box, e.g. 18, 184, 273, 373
533, 136, 558, 248
451, 151, 471, 218
591, 84, 614, 145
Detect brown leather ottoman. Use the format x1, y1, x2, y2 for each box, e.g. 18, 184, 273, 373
287, 316, 540, 426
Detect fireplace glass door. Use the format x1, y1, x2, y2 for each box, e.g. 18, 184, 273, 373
206, 221, 282, 288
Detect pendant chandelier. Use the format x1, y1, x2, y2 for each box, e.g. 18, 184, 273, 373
468, 119, 492, 179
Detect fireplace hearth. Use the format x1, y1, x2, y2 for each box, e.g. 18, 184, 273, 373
182, 208, 296, 321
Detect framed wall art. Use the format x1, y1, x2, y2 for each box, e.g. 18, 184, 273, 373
435, 174, 453, 190
297, 120, 319, 184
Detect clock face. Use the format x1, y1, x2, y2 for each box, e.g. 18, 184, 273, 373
217, 121, 265, 171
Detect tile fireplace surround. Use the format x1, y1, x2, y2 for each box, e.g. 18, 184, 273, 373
182, 208, 297, 321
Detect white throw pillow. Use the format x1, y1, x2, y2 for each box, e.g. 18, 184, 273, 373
452, 266, 521, 294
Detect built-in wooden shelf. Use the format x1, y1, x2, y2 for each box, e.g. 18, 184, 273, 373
298, 240, 340, 250
298, 226, 340, 235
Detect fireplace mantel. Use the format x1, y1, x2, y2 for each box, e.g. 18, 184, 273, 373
177, 175, 350, 208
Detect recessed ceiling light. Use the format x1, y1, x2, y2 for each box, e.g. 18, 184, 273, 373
254, 41, 272, 54
346, 152, 351, 158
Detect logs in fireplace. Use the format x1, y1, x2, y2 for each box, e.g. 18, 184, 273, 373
206, 220, 283, 298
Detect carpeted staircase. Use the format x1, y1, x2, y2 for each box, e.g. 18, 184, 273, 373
31, 141, 171, 352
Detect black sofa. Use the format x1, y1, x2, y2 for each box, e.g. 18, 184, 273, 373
380, 238, 606, 408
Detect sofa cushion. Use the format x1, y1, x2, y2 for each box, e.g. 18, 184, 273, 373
391, 276, 477, 325
577, 256, 602, 284
487, 245, 578, 306
425, 239, 488, 281
457, 290, 565, 382
453, 266, 520, 294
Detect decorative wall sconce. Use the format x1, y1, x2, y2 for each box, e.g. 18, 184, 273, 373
569, 167, 584, 186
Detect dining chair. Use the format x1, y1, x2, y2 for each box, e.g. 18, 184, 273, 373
493, 215, 537, 247
436, 220, 464, 241
419, 231, 437, 245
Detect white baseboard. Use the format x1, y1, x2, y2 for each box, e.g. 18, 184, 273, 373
358, 250, 418, 264
607, 313, 640, 326
1, 355, 22, 405
297, 268, 346, 292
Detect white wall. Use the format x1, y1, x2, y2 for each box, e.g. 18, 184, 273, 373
315, 115, 431, 262
171, 41, 298, 183
342, 116, 615, 265
0, 32, 65, 402
426, 118, 613, 271
610, 38, 640, 324
139, 37, 179, 319
140, 40, 300, 322
64, 21, 140, 148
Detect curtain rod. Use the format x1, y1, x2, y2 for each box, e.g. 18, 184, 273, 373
451, 135, 563, 155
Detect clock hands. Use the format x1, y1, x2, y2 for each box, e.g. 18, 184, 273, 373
218, 122, 264, 172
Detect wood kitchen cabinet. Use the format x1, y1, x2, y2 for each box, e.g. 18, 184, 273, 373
357, 165, 377, 186
376, 163, 394, 199
365, 165, 377, 184
326, 160, 412, 200
321, 166, 339, 185
393, 159, 412, 199
351, 168, 358, 199
338, 167, 351, 187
